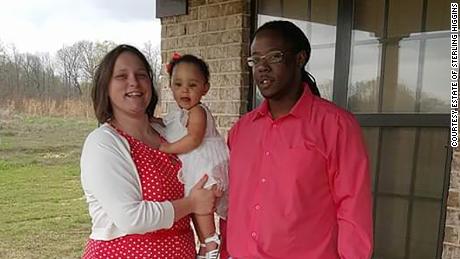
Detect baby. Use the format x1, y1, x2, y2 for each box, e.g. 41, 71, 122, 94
154, 53, 228, 259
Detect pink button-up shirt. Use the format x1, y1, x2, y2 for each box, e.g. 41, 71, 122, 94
226, 84, 373, 259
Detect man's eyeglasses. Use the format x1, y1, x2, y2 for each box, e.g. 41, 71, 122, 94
247, 50, 286, 67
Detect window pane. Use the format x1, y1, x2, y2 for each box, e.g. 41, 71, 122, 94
353, 0, 385, 41
374, 196, 409, 259
414, 128, 449, 198
409, 200, 442, 259
307, 47, 334, 100
309, 0, 337, 45
387, 0, 423, 38
362, 127, 379, 192
426, 0, 451, 32
348, 43, 381, 112
381, 40, 420, 112
258, 0, 282, 17
257, 1, 337, 45
378, 128, 416, 195
348, 0, 383, 112
420, 37, 450, 113
282, 0, 308, 21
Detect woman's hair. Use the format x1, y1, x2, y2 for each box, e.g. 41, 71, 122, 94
92, 44, 158, 123
254, 20, 321, 97
166, 54, 210, 84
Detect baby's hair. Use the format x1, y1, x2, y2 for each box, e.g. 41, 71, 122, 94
167, 54, 210, 83
254, 20, 321, 97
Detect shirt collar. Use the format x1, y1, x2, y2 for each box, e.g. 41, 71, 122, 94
252, 99, 269, 120
252, 82, 314, 121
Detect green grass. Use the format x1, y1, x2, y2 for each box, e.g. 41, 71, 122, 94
0, 114, 97, 258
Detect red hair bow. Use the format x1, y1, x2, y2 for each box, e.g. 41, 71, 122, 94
165, 52, 181, 75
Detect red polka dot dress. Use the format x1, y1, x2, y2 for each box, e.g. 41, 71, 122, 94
83, 127, 196, 259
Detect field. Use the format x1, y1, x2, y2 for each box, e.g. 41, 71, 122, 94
0, 111, 97, 258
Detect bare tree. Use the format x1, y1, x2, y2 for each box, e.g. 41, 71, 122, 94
141, 41, 161, 87
0, 40, 11, 98
0, 40, 7, 68
78, 40, 117, 83
21, 53, 44, 95
10, 45, 23, 95
39, 53, 59, 97
78, 40, 97, 83
56, 43, 83, 95
94, 40, 117, 61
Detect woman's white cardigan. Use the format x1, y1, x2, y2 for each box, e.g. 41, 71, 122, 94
80, 123, 175, 240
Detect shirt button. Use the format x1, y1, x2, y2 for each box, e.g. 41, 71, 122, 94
272, 124, 277, 128
265, 151, 270, 156
251, 232, 257, 239
261, 178, 267, 183
255, 204, 261, 210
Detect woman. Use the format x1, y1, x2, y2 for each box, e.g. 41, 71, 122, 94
80, 44, 217, 258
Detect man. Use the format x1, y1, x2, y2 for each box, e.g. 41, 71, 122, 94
225, 20, 373, 259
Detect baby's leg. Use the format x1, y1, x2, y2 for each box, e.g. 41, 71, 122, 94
193, 183, 221, 257
193, 213, 218, 253
191, 216, 207, 256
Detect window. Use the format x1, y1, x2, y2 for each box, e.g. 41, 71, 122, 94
350, 0, 450, 113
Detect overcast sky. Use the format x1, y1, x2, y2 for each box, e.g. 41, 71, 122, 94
0, 0, 161, 54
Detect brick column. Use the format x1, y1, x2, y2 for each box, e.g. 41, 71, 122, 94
443, 148, 460, 258
158, 0, 251, 135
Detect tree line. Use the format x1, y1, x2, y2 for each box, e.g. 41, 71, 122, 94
0, 39, 161, 102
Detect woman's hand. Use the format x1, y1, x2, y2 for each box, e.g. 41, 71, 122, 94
189, 175, 216, 215
171, 175, 219, 221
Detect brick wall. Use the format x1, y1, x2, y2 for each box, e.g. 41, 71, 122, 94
444, 148, 460, 258
158, 0, 251, 135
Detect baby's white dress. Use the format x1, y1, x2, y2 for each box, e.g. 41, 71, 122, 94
153, 104, 229, 218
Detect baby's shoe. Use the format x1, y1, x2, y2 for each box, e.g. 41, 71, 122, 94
204, 233, 221, 259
